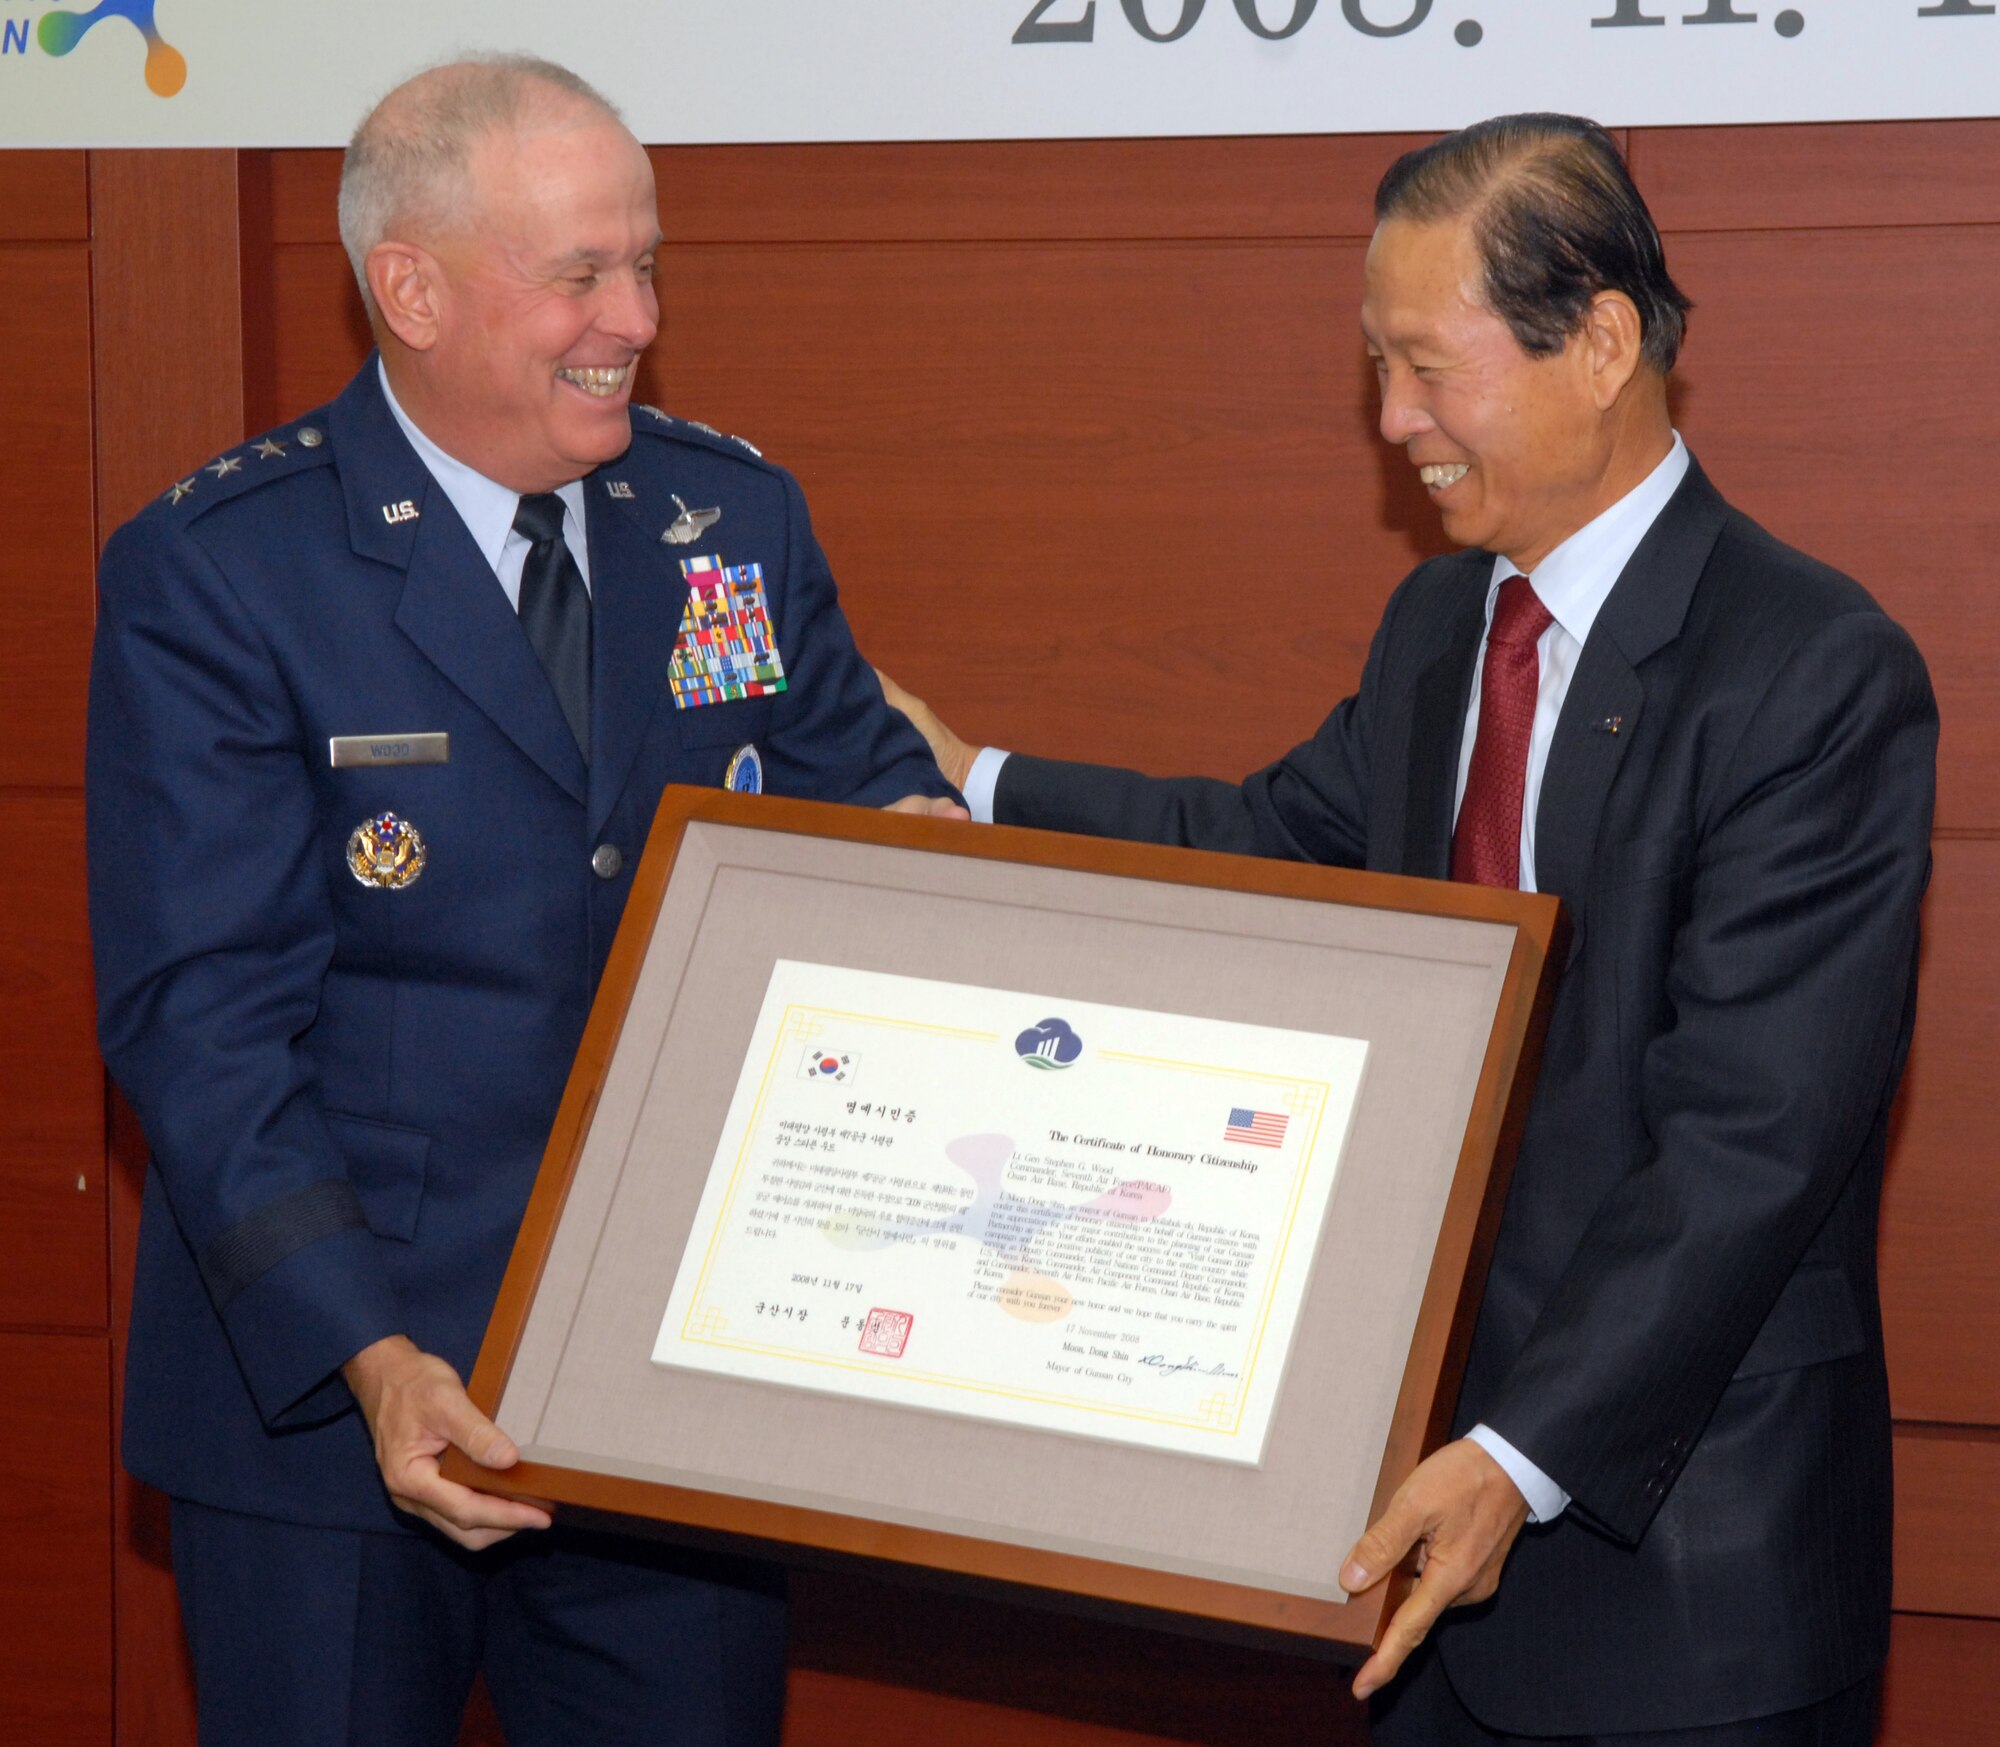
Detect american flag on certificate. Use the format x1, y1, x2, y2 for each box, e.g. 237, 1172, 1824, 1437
1224, 1107, 1288, 1148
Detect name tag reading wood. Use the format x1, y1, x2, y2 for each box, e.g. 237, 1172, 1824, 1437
449, 788, 1564, 1652
328, 732, 449, 768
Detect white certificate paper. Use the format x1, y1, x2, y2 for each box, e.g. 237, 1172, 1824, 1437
654, 961, 1367, 1464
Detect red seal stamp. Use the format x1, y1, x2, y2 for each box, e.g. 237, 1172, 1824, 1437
858, 1308, 913, 1359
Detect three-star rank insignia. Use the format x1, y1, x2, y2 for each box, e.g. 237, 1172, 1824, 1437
346, 811, 428, 889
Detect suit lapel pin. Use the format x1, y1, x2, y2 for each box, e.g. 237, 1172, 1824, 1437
1591, 715, 1624, 735
662, 493, 722, 546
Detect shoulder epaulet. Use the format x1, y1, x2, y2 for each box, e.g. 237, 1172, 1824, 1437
631, 404, 766, 462
151, 417, 336, 522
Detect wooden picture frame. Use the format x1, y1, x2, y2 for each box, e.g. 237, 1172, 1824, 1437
447, 786, 1564, 1652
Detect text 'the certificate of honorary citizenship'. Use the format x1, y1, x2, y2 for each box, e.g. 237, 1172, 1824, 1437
653, 961, 1367, 1464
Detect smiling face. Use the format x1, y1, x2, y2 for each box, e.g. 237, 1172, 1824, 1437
1362, 212, 1627, 574
379, 104, 662, 493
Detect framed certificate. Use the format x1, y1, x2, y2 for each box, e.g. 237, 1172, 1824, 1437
448, 787, 1563, 1651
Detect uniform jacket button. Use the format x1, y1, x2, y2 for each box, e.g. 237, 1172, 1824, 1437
591, 843, 624, 879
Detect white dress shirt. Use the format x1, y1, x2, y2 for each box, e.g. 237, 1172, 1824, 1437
966, 436, 1692, 1524
378, 359, 592, 603
1451, 436, 1689, 892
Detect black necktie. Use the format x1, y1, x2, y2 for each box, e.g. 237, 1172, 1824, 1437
513, 492, 591, 760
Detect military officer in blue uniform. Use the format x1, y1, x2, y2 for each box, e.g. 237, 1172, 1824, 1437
86, 54, 957, 1747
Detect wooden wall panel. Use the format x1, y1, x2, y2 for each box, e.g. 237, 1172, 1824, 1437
1635, 121, 2000, 234
1662, 227, 2000, 831
0, 141, 108, 1747
667, 238, 1419, 783
0, 799, 105, 1331
1881, 839, 2000, 1426
268, 242, 369, 411
0, 150, 88, 240
90, 152, 254, 533
0, 247, 96, 789
646, 136, 1399, 243
1892, 1429, 2000, 1619
269, 136, 1424, 248
1880, 1614, 2000, 1746
89, 149, 259, 1747
107, 1095, 195, 1747
0, 1332, 113, 1745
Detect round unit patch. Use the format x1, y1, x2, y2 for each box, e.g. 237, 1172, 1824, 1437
723, 743, 764, 795
346, 811, 427, 889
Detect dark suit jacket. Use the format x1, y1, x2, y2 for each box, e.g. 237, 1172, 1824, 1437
996, 460, 1936, 1734
88, 359, 954, 1533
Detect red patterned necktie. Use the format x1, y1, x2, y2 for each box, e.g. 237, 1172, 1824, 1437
1452, 574, 1554, 888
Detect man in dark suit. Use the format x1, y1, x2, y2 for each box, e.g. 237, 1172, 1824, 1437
883, 115, 1934, 1744
87, 54, 955, 1747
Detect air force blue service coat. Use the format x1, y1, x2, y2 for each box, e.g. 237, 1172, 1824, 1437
994, 460, 1937, 1734
88, 360, 954, 1532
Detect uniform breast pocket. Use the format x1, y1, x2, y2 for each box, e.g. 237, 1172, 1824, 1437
674, 697, 774, 751
325, 1111, 431, 1242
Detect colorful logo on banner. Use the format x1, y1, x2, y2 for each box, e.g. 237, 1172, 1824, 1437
25, 1, 187, 98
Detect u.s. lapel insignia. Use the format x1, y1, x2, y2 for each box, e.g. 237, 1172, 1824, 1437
346, 812, 428, 889
381, 499, 420, 526
605, 480, 636, 500
662, 493, 722, 546
723, 743, 764, 794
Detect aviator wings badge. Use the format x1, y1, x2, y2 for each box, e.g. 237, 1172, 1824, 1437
661, 494, 723, 546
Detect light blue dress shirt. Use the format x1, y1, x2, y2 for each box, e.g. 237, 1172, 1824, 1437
378, 359, 592, 603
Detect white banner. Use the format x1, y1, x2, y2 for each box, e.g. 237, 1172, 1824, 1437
1, 1, 1995, 149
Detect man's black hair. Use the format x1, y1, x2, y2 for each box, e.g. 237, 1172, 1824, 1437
1375, 114, 1692, 372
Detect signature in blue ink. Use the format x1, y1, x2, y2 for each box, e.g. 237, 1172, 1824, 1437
1138, 1354, 1240, 1380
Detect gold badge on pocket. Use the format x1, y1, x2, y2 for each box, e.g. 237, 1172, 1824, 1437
346, 812, 427, 890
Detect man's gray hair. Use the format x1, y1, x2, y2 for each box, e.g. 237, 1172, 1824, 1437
337, 54, 623, 315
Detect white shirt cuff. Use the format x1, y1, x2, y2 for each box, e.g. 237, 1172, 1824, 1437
963, 746, 1009, 825
1466, 1423, 1570, 1524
